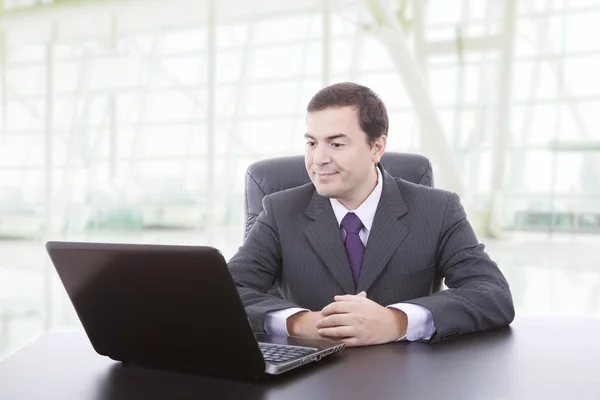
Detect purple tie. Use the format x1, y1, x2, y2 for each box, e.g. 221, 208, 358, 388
341, 213, 365, 283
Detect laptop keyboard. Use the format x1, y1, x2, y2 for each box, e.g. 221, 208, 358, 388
259, 343, 316, 364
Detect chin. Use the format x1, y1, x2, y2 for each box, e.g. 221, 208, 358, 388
314, 185, 339, 199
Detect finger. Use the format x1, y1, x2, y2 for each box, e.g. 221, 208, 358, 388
357, 291, 367, 297
334, 294, 366, 302
316, 313, 352, 329
317, 326, 354, 339
321, 301, 356, 316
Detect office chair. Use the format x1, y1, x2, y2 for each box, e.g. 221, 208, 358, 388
242, 152, 440, 297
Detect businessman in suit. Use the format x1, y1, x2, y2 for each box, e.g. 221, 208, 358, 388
228, 82, 515, 345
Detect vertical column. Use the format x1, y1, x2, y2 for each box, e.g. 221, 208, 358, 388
488, 0, 516, 236
412, 0, 427, 75
43, 22, 58, 331
206, 0, 216, 228
321, 0, 331, 87
348, 4, 365, 82
109, 13, 118, 180
0, 28, 6, 135
549, 0, 568, 233
44, 23, 57, 236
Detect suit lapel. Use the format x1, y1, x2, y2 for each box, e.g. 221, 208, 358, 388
357, 169, 409, 293
304, 192, 356, 294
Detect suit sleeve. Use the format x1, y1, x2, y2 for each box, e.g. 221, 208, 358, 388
404, 192, 515, 343
228, 195, 301, 333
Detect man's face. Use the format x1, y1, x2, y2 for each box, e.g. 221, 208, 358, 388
304, 106, 386, 205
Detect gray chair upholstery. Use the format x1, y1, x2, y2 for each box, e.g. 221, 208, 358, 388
244, 152, 434, 239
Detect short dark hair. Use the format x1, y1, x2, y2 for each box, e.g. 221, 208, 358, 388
306, 82, 389, 144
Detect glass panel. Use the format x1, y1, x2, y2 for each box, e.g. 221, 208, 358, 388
253, 14, 320, 45
563, 56, 600, 96
250, 45, 306, 79
565, 10, 600, 52
244, 82, 301, 116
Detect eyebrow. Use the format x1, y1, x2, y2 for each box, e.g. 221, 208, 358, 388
304, 133, 349, 141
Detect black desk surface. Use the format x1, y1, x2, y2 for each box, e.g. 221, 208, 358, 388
1, 316, 600, 400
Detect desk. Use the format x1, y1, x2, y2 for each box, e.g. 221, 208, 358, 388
1, 316, 600, 400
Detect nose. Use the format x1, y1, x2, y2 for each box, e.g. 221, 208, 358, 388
313, 143, 331, 166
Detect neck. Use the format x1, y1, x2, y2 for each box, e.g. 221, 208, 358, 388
337, 166, 379, 210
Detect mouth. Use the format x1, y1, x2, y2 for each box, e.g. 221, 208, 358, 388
314, 172, 338, 178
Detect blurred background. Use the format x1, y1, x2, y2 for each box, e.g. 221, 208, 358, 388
1, 0, 599, 359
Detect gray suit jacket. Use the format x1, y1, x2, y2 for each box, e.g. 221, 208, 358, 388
228, 167, 515, 343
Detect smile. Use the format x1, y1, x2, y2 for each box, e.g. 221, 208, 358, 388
315, 172, 337, 177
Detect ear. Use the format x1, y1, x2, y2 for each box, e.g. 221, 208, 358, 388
371, 135, 387, 164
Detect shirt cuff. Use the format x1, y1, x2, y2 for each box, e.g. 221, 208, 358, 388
387, 302, 436, 342
264, 308, 309, 336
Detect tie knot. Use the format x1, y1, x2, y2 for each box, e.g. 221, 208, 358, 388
341, 212, 363, 235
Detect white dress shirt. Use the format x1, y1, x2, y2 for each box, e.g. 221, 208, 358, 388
264, 166, 436, 342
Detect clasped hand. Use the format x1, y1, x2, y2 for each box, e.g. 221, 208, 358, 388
315, 291, 407, 347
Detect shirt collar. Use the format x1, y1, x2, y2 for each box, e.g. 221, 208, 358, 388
330, 165, 383, 232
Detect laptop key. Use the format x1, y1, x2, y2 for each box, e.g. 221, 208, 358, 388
260, 343, 318, 364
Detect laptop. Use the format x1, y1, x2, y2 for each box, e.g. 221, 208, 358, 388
45, 241, 345, 379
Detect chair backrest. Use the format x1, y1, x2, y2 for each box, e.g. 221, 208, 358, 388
244, 152, 434, 238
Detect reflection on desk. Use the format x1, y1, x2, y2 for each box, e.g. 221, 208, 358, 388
1, 316, 600, 400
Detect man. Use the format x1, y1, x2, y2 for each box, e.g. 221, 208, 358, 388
228, 82, 514, 346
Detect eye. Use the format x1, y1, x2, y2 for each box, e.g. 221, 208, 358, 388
306, 141, 316, 147
331, 142, 344, 148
